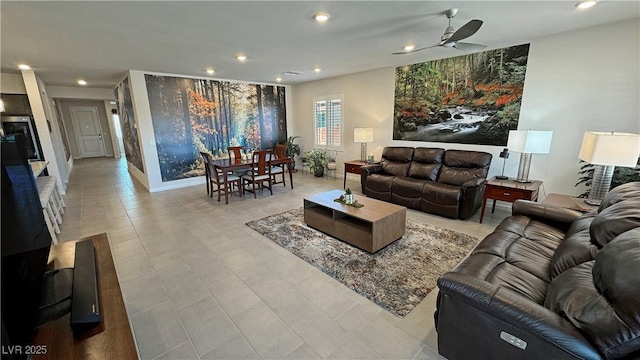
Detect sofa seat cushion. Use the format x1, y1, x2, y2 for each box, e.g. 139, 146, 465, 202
420, 182, 461, 218
390, 177, 426, 210
365, 174, 394, 202
456, 215, 565, 304
392, 177, 427, 198
421, 181, 461, 205
545, 228, 640, 359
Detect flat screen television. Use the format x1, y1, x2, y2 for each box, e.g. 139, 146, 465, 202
1, 134, 52, 360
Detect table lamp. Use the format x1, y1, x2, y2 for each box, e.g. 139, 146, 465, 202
578, 131, 640, 206
507, 130, 553, 183
495, 148, 509, 180
354, 128, 373, 161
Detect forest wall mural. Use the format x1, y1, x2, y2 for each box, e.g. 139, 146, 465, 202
394, 44, 530, 146
145, 75, 287, 182
114, 77, 145, 173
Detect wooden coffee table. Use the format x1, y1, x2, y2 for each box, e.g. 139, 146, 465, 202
303, 190, 407, 253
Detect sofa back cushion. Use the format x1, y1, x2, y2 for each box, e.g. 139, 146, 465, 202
408, 148, 444, 181
381, 147, 414, 177
590, 198, 640, 247
545, 228, 640, 359
438, 150, 492, 186
598, 181, 640, 212
549, 212, 598, 280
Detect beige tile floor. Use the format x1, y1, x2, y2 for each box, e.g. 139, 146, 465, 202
58, 157, 510, 360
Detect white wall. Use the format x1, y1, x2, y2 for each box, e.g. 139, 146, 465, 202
22, 70, 68, 194
47, 85, 115, 100
1, 73, 27, 94
291, 19, 640, 197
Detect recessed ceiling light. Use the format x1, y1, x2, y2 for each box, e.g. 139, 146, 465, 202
18, 64, 31, 70
275, 77, 283, 82
236, 54, 247, 61
313, 12, 330, 22
404, 44, 415, 51
575, 1, 596, 9
314, 67, 321, 73
78, 80, 87, 86
206, 69, 215, 75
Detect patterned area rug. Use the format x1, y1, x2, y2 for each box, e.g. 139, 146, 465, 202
246, 208, 479, 317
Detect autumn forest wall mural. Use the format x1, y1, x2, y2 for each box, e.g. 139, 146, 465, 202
394, 44, 530, 146
145, 75, 287, 182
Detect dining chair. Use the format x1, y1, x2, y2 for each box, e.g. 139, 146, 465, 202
200, 151, 212, 195
228, 146, 245, 161
271, 144, 287, 187
209, 162, 242, 204
241, 149, 273, 198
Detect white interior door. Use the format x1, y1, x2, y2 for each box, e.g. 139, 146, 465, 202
70, 105, 106, 158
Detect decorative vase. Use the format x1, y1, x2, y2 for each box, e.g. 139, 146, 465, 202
314, 168, 324, 177
345, 194, 354, 204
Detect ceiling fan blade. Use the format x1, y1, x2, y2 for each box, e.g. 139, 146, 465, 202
392, 44, 438, 55
445, 19, 483, 43
453, 42, 487, 52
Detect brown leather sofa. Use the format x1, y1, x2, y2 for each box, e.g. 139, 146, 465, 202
435, 181, 640, 360
360, 147, 492, 219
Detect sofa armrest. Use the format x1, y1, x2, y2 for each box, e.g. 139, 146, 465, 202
437, 272, 601, 360
512, 200, 583, 232
360, 164, 383, 193
458, 178, 487, 219
462, 177, 485, 189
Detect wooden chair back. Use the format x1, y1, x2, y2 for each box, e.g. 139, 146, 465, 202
228, 146, 244, 160
274, 144, 287, 159
252, 150, 272, 176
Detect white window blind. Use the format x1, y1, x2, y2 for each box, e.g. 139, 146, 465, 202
313, 95, 342, 147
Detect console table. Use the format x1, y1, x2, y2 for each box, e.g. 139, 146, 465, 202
480, 177, 543, 223
32, 234, 137, 359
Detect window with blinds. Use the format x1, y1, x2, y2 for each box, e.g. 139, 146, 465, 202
313, 95, 342, 147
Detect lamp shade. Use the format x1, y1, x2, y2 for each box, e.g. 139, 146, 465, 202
0, 99, 5, 113
354, 128, 373, 143
579, 132, 640, 167
507, 130, 553, 154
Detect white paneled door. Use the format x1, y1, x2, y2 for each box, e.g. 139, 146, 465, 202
70, 105, 106, 158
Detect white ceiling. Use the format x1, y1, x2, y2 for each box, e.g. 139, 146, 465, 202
1, 1, 638, 89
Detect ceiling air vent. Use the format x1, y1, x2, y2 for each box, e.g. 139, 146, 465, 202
282, 71, 304, 76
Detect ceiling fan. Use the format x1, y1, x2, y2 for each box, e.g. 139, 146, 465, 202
393, 8, 487, 55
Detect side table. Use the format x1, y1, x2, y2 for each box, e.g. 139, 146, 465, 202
542, 193, 598, 213
480, 177, 543, 223
343, 160, 368, 189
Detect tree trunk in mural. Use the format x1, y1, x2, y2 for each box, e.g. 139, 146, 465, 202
256, 85, 267, 150
276, 86, 287, 143
180, 79, 195, 168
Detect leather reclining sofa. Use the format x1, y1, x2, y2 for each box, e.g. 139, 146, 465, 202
436, 181, 640, 360
360, 147, 492, 219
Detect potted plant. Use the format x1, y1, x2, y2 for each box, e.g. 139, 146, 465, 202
284, 136, 301, 170
305, 149, 329, 177
344, 188, 354, 204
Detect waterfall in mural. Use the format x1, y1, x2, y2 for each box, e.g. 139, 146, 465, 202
393, 43, 530, 146
145, 75, 287, 182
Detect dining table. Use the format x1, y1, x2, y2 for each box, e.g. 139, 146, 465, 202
208, 156, 294, 204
